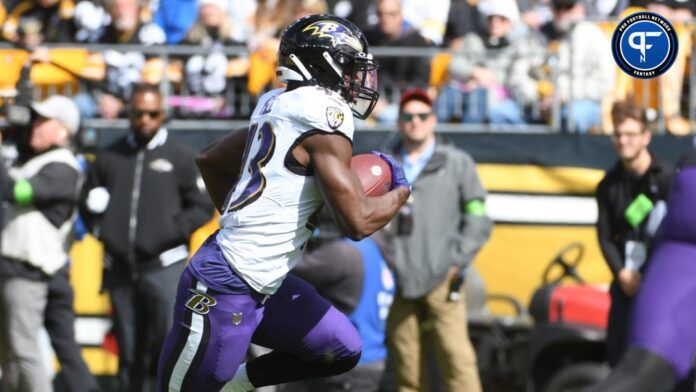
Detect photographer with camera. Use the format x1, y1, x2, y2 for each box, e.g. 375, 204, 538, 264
0, 95, 90, 392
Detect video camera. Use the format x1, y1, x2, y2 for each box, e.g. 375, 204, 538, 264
1, 61, 35, 160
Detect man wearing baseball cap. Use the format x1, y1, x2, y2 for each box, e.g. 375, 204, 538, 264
383, 88, 492, 391
29, 95, 81, 146
0, 95, 90, 392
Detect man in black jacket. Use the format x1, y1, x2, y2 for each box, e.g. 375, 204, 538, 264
363, 0, 431, 122
2, 0, 77, 45
81, 84, 212, 391
363, 0, 431, 89
596, 101, 674, 367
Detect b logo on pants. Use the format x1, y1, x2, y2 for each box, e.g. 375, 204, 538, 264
185, 289, 217, 314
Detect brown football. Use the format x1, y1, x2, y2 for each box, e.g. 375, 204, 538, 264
350, 153, 392, 197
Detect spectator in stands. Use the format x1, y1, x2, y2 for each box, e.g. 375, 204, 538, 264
364, 0, 432, 123
2, 0, 77, 46
436, 0, 540, 125
73, 0, 110, 42
0, 95, 84, 392
325, 0, 373, 31
515, 0, 550, 32
253, 0, 327, 48
581, 0, 628, 17
152, 0, 197, 45
99, 0, 164, 45
182, 0, 239, 48
444, 0, 484, 46
282, 216, 395, 391
223, 0, 257, 44
244, 0, 327, 95
174, 0, 241, 118
80, 84, 212, 392
73, 0, 166, 120
383, 88, 492, 392
596, 101, 674, 366
537, 0, 615, 133
365, 0, 431, 89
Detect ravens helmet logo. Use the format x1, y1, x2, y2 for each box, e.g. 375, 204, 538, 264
302, 21, 364, 53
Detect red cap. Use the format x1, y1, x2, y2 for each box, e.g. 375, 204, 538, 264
399, 88, 432, 113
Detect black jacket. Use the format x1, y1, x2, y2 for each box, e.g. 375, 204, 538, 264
595, 155, 674, 277
363, 26, 432, 89
82, 130, 212, 274
4, 0, 77, 43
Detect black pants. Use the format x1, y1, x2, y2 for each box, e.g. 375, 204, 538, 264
46, 265, 99, 392
107, 260, 185, 392
607, 281, 635, 367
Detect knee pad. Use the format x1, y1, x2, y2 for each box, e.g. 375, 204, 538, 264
585, 348, 675, 392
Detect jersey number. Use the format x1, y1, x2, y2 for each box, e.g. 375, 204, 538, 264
225, 122, 276, 212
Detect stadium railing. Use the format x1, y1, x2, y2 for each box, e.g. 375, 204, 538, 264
0, 21, 693, 135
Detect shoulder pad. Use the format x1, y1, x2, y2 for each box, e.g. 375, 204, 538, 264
277, 86, 355, 140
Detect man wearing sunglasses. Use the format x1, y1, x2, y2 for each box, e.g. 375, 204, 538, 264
80, 83, 213, 391
383, 88, 492, 391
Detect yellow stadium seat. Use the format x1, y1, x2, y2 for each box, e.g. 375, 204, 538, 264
141, 57, 183, 85
247, 49, 277, 96
30, 48, 90, 86
0, 49, 103, 97
0, 49, 28, 90
429, 52, 451, 89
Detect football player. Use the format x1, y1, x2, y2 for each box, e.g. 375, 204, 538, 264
587, 165, 696, 392
156, 14, 410, 392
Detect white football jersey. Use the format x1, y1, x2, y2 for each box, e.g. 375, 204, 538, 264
217, 86, 354, 294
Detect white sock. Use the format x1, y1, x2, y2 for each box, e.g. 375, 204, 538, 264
221, 363, 255, 392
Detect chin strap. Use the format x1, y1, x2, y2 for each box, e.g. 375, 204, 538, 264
322, 51, 343, 79
276, 66, 304, 83
276, 53, 315, 84
290, 54, 312, 80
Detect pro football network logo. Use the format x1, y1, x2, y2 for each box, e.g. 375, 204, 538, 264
612, 12, 678, 79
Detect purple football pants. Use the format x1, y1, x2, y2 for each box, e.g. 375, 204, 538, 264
156, 237, 362, 392
629, 167, 696, 381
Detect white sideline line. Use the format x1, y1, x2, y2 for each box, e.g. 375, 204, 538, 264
487, 193, 598, 225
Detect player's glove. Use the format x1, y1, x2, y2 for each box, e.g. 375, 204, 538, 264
371, 151, 410, 191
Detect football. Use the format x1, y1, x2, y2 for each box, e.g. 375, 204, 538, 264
351, 153, 392, 197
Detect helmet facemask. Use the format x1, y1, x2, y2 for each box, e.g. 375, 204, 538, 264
322, 51, 380, 120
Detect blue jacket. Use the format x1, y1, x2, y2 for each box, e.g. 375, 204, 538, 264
153, 0, 198, 44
